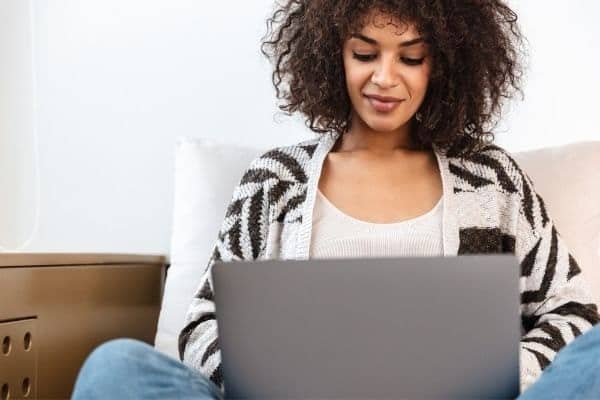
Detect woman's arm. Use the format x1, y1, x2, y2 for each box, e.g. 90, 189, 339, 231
177, 156, 272, 393
516, 170, 600, 392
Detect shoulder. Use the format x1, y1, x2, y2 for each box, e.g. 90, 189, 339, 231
242, 136, 322, 185
445, 141, 549, 233
236, 136, 323, 224
445, 141, 533, 197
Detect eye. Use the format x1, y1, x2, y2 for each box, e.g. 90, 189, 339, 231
352, 52, 376, 62
352, 52, 426, 66
402, 57, 426, 66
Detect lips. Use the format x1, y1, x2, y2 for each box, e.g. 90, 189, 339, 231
364, 94, 403, 113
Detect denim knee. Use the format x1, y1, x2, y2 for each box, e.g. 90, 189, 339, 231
554, 323, 600, 364
85, 338, 149, 369
74, 338, 151, 389
574, 323, 600, 346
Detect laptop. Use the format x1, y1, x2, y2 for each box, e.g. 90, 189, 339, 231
212, 255, 521, 399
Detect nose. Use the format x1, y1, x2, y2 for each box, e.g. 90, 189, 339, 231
371, 56, 398, 88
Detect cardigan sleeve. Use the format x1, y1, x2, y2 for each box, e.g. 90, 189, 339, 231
516, 171, 600, 393
177, 157, 272, 394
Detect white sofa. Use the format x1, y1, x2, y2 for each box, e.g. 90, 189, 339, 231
154, 137, 600, 360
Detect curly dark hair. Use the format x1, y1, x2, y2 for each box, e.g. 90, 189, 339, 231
260, 0, 527, 158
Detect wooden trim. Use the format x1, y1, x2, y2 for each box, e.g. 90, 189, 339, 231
0, 253, 167, 268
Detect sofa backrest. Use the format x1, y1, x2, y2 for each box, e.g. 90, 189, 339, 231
512, 141, 600, 307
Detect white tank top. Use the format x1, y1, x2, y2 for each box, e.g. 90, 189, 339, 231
310, 189, 444, 259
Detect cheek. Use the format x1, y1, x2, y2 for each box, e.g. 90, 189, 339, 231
345, 66, 370, 96
406, 70, 431, 100
345, 72, 361, 93
414, 64, 432, 92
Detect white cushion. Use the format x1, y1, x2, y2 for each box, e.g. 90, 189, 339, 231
154, 137, 266, 359
155, 138, 600, 357
512, 141, 600, 308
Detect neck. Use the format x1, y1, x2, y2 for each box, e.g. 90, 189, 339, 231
334, 112, 420, 157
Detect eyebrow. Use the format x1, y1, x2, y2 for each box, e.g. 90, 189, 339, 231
350, 33, 425, 47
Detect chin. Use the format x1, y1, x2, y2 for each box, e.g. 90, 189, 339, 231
363, 115, 406, 133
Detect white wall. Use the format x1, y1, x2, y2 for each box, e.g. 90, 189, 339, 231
1, 0, 599, 254
0, 0, 37, 250
26, 0, 307, 254
497, 0, 600, 151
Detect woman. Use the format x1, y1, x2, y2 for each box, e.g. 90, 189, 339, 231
73, 1, 600, 399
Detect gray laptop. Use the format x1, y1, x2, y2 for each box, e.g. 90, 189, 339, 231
213, 255, 521, 399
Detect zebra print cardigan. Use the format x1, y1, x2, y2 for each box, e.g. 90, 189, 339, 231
179, 131, 600, 394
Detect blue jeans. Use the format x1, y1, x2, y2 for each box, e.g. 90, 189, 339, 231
72, 324, 600, 399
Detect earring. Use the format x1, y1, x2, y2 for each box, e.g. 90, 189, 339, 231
415, 111, 423, 122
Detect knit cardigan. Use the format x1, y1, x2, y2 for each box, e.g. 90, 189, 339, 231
179, 131, 600, 395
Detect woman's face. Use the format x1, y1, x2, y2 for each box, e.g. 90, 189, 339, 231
342, 12, 432, 133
